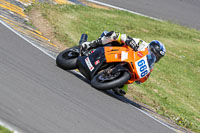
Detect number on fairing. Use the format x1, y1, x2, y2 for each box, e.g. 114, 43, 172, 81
140, 65, 147, 72
135, 56, 150, 78
138, 59, 145, 67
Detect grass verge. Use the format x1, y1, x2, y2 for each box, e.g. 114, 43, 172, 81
26, 3, 200, 132
0, 125, 12, 133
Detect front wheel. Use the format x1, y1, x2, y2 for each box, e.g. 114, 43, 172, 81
91, 70, 131, 90
56, 46, 79, 70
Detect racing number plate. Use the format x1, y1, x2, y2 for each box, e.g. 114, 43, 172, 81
135, 56, 150, 78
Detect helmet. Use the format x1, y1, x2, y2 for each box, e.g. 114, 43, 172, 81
149, 40, 166, 63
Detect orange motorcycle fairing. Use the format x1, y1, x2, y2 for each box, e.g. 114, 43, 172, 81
104, 46, 149, 84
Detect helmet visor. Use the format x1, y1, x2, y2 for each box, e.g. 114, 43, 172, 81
147, 50, 156, 69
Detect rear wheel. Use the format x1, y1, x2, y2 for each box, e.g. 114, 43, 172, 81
56, 46, 79, 70
91, 70, 130, 90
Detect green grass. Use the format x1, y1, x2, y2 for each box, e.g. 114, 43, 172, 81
27, 3, 200, 132
0, 125, 12, 133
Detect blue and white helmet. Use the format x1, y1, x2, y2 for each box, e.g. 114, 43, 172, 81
149, 40, 166, 63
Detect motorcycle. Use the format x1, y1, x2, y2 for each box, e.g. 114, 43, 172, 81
56, 34, 150, 90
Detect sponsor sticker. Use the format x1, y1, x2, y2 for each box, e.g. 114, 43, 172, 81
85, 57, 94, 71
121, 51, 128, 61
137, 51, 143, 57
115, 54, 118, 59
95, 60, 100, 65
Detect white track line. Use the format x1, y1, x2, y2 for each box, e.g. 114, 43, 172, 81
0, 119, 20, 133
0, 16, 177, 132
86, 0, 163, 21
0, 19, 84, 133
0, 20, 56, 60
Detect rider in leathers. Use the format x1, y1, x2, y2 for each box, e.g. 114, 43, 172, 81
81, 31, 166, 96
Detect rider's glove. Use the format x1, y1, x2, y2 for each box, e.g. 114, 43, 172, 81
81, 41, 91, 51
101, 31, 118, 44
125, 37, 139, 51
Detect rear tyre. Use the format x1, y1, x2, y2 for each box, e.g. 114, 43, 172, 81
91, 71, 130, 90
56, 46, 79, 70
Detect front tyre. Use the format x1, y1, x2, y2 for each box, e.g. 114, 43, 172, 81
91, 71, 131, 90
56, 46, 79, 70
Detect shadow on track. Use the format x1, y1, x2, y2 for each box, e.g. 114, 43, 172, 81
67, 69, 142, 109
67, 69, 188, 133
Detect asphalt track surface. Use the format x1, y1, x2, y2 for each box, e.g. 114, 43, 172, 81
94, 0, 200, 30
0, 21, 175, 132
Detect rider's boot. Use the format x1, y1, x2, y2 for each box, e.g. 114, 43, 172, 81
112, 84, 128, 96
